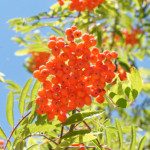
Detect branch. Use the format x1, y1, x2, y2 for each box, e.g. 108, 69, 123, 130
4, 111, 31, 150
21, 133, 58, 146
40, 15, 77, 20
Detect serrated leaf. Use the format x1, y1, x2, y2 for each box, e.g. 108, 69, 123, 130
30, 80, 41, 102
55, 138, 76, 150
115, 119, 123, 150
19, 78, 33, 116
130, 125, 136, 150
0, 127, 7, 139
137, 136, 146, 150
63, 110, 104, 126
62, 130, 91, 139
6, 91, 14, 127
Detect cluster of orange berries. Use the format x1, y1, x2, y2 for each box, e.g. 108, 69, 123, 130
102, 27, 142, 47
0, 140, 4, 150
33, 26, 118, 123
122, 28, 142, 46
26, 52, 50, 72
116, 66, 127, 81
58, 0, 105, 11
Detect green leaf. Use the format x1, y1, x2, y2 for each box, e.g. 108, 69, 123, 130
74, 132, 102, 143
30, 80, 41, 102
0, 73, 5, 82
0, 127, 7, 139
51, 26, 64, 37
115, 119, 123, 150
97, 30, 102, 48
63, 110, 104, 126
106, 126, 118, 131
15, 48, 50, 56
105, 130, 111, 147
92, 140, 101, 149
133, 0, 141, 8
12, 37, 27, 45
6, 91, 14, 127
62, 130, 91, 139
104, 95, 117, 109
55, 138, 76, 150
6, 80, 22, 92
128, 67, 143, 94
130, 125, 136, 150
19, 78, 33, 116
29, 123, 56, 134
27, 144, 39, 150
137, 136, 146, 150
116, 98, 128, 108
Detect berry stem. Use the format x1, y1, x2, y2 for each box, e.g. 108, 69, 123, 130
4, 111, 31, 150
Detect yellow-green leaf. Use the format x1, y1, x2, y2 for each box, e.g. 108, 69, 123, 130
19, 78, 33, 116
6, 91, 14, 127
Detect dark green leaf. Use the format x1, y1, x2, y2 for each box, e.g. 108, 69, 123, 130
62, 130, 91, 139
63, 110, 104, 126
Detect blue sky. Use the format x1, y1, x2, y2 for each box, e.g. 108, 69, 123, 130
0, 0, 150, 141
0, 0, 57, 138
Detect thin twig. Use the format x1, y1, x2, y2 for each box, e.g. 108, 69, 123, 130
76, 109, 112, 150
21, 133, 58, 145
4, 111, 31, 150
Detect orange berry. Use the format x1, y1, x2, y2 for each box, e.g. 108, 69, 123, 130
33, 70, 40, 78
73, 30, 82, 38
65, 28, 73, 35
96, 95, 105, 104
47, 40, 56, 49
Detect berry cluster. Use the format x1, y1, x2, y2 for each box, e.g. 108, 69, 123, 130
58, 0, 105, 11
116, 66, 127, 81
102, 27, 142, 47
0, 140, 4, 150
26, 52, 50, 72
122, 28, 142, 46
33, 26, 118, 123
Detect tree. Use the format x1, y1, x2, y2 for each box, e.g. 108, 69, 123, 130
0, 0, 150, 149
